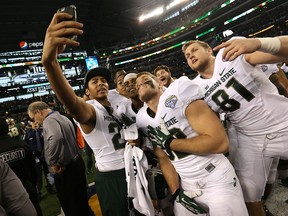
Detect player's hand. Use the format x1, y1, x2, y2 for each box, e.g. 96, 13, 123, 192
213, 38, 261, 61
42, 13, 83, 65
172, 188, 207, 214
147, 118, 174, 150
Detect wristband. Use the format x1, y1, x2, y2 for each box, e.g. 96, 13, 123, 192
258, 37, 281, 54
164, 136, 175, 152
171, 188, 180, 201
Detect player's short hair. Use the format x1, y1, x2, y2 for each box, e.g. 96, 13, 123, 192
153, 65, 170, 76
113, 69, 126, 84
182, 40, 211, 53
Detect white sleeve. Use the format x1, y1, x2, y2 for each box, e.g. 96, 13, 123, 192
177, 77, 204, 110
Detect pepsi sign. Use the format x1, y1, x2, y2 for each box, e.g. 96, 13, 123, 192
19, 41, 43, 49
19, 41, 28, 49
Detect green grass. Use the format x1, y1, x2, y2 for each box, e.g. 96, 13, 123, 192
39, 152, 95, 216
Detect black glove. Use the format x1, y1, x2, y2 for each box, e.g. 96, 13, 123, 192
172, 188, 207, 214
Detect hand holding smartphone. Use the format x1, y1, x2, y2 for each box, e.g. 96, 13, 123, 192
57, 5, 78, 40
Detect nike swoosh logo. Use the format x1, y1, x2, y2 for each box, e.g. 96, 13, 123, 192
181, 197, 189, 203
219, 68, 225, 76
181, 196, 195, 205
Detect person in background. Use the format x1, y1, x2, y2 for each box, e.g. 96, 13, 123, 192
6, 117, 22, 140
84, 140, 94, 174
0, 117, 43, 216
0, 160, 37, 216
108, 68, 130, 111
25, 119, 54, 198
27, 101, 90, 216
63, 105, 91, 172
153, 65, 175, 88
19, 121, 27, 139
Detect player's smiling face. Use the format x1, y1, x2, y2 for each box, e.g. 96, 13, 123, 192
184, 43, 211, 71
156, 69, 171, 87
124, 78, 137, 98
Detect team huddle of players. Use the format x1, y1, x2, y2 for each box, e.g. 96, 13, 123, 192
41, 12, 288, 216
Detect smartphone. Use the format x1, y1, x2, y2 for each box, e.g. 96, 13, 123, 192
57, 5, 77, 40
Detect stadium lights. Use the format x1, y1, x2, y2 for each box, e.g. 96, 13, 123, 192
166, 0, 186, 10
102, 0, 275, 61
139, 0, 189, 22
139, 7, 164, 22
115, 0, 274, 66
224, 0, 274, 25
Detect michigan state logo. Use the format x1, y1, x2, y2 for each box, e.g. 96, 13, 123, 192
165, 95, 177, 109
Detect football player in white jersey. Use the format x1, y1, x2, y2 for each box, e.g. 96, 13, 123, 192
182, 36, 288, 216
120, 72, 175, 215
108, 69, 130, 111
41, 12, 129, 216
119, 72, 155, 151
136, 72, 248, 215
117, 72, 143, 144
260, 63, 288, 214
153, 65, 175, 88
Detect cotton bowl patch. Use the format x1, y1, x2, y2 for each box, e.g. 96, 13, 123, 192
165, 95, 177, 109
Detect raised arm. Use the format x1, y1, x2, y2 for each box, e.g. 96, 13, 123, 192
213, 36, 288, 64
41, 12, 94, 124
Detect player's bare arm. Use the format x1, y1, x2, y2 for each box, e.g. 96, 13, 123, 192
42, 12, 95, 131
213, 36, 288, 63
169, 99, 229, 154
154, 147, 179, 194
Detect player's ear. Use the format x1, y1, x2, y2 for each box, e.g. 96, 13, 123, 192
207, 47, 214, 56
85, 88, 90, 97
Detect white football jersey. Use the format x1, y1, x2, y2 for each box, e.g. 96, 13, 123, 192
117, 99, 137, 122
77, 99, 126, 171
108, 89, 129, 112
136, 104, 154, 151
193, 45, 288, 135
138, 76, 228, 179
257, 63, 278, 78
